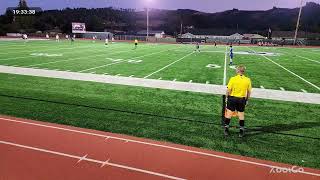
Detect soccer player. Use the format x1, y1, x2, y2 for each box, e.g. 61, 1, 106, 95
229, 45, 234, 65
65, 34, 69, 40
105, 38, 109, 46
93, 35, 96, 43
134, 39, 138, 49
71, 35, 75, 43
46, 33, 49, 39
224, 65, 252, 138
195, 42, 200, 52
214, 41, 217, 47
56, 34, 60, 42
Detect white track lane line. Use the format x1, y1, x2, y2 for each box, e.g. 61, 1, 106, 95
144, 52, 195, 78
0, 117, 319, 177
0, 140, 185, 180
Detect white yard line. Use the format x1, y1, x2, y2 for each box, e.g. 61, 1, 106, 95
246, 47, 320, 91
24, 50, 131, 68
78, 62, 123, 73
260, 86, 265, 89
0, 117, 319, 177
261, 55, 320, 91
223, 46, 228, 85
280, 87, 285, 91
0, 44, 96, 57
189, 80, 193, 83
295, 55, 320, 64
144, 52, 195, 78
301, 89, 308, 93
78, 48, 169, 73
0, 140, 185, 180
206, 81, 210, 84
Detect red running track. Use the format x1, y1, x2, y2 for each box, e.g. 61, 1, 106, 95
0, 115, 319, 180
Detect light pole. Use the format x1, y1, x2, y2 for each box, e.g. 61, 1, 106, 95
145, 0, 152, 42
294, 0, 303, 45
147, 7, 149, 42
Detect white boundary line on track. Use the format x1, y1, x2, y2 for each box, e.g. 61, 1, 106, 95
295, 55, 320, 64
0, 140, 185, 180
0, 117, 319, 177
246, 47, 320, 91
223, 46, 228, 86
144, 52, 195, 78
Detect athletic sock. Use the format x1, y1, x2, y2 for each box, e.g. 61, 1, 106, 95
225, 118, 231, 128
239, 120, 245, 129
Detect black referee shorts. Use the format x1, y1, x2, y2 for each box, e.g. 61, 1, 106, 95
227, 96, 247, 112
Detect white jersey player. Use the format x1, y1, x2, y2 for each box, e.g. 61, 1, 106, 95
56, 34, 60, 42
46, 34, 49, 39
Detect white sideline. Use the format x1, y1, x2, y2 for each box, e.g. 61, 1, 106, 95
0, 65, 319, 104
0, 140, 185, 180
0, 117, 319, 177
223, 46, 228, 85
144, 52, 195, 78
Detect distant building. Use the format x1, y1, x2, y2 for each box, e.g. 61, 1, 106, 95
243, 34, 266, 40
181, 33, 196, 38
137, 30, 165, 38
229, 33, 244, 40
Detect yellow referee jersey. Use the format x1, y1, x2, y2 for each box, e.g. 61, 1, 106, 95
227, 75, 252, 98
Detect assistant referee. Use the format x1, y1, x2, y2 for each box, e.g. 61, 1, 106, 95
224, 65, 252, 137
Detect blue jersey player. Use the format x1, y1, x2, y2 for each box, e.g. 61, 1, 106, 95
229, 45, 234, 65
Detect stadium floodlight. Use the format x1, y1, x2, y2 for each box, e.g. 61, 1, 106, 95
294, 0, 303, 45
145, 0, 152, 42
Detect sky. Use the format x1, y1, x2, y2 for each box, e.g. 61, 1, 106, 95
1, 0, 320, 14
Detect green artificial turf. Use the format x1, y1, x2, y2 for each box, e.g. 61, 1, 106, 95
0, 40, 319, 93
0, 73, 319, 169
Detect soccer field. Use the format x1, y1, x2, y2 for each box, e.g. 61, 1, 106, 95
0, 40, 319, 93
0, 39, 319, 169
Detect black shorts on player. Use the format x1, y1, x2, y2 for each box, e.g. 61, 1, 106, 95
226, 96, 246, 112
